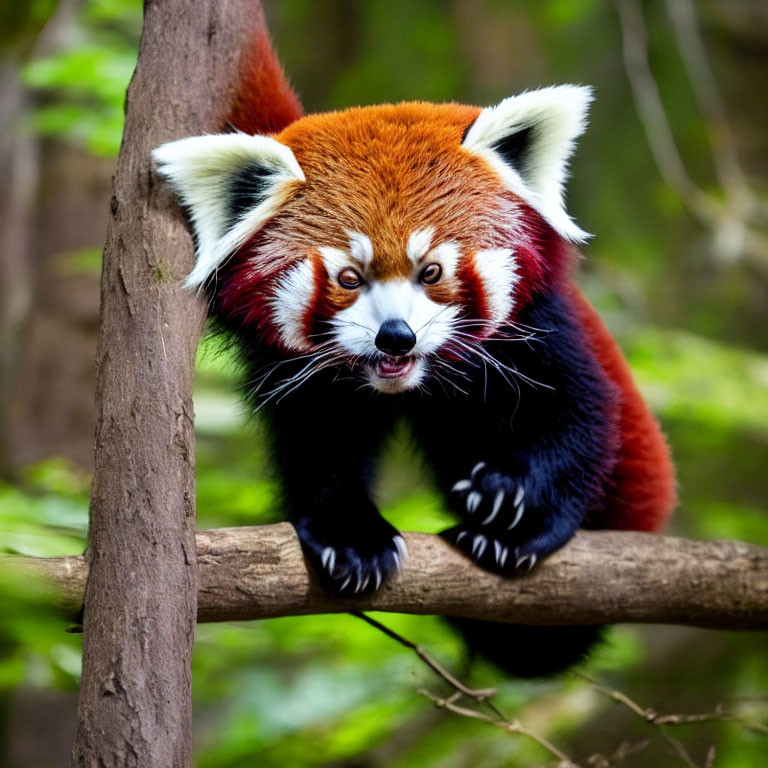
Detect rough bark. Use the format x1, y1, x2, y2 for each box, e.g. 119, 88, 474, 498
19, 525, 768, 630
72, 2, 266, 766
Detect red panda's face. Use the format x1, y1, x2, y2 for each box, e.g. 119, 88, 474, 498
154, 88, 591, 394
270, 228, 492, 393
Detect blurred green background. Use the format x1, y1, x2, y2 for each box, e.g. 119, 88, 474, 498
1, 0, 767, 765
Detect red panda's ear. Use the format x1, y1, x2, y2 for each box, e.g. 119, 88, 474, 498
153, 134, 305, 288
462, 85, 593, 242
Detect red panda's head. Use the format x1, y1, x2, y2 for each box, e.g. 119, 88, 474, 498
154, 86, 591, 394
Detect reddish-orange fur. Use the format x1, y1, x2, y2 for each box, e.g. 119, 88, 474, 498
264, 104, 505, 281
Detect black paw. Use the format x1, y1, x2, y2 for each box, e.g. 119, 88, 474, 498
443, 461, 575, 576
295, 507, 407, 596
449, 462, 527, 531
440, 524, 539, 576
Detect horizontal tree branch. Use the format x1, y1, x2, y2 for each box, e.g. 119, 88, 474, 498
10, 523, 768, 629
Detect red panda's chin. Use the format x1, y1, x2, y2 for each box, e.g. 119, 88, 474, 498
366, 357, 424, 394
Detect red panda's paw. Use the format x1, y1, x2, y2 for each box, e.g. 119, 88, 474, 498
440, 524, 539, 577
443, 462, 579, 576
294, 510, 407, 597
449, 462, 528, 531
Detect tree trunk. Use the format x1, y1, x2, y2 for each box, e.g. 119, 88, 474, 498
72, 2, 265, 766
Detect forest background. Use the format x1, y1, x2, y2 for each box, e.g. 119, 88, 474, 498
0, 0, 767, 766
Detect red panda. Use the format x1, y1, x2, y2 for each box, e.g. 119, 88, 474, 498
153, 22, 676, 675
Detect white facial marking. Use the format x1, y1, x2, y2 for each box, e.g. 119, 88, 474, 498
473, 248, 518, 324
347, 231, 374, 266
271, 259, 315, 351
407, 228, 434, 264
318, 246, 350, 280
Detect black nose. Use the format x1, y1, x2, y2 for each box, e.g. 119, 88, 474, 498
375, 318, 416, 356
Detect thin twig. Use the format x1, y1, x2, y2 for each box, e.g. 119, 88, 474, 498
614, 0, 714, 218
664, 0, 758, 264
586, 740, 651, 767
419, 688, 580, 767
663, 0, 751, 201
574, 672, 768, 736
352, 612, 497, 701
354, 612, 579, 765
575, 672, 768, 767
613, 0, 768, 267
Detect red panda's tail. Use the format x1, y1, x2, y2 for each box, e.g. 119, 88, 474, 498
228, 5, 303, 135
566, 285, 677, 533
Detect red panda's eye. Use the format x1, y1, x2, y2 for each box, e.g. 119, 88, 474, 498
338, 267, 363, 290
420, 263, 442, 285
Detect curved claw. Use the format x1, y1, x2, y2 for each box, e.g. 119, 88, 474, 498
471, 534, 487, 559
452, 479, 472, 493
471, 461, 487, 479
393, 535, 408, 561
466, 491, 482, 514
321, 546, 336, 574
515, 552, 537, 574
482, 489, 505, 525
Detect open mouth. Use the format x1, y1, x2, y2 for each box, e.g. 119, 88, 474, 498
374, 355, 416, 379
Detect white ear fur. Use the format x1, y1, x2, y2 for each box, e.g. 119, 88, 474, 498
152, 133, 305, 288
462, 85, 593, 242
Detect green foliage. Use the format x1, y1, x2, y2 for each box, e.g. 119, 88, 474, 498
20, 0, 141, 155
329, 0, 466, 107
626, 329, 768, 433
0, 460, 88, 558
23, 46, 136, 155
0, 460, 86, 693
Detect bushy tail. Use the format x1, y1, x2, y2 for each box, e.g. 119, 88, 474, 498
228, 5, 303, 135
449, 618, 604, 678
